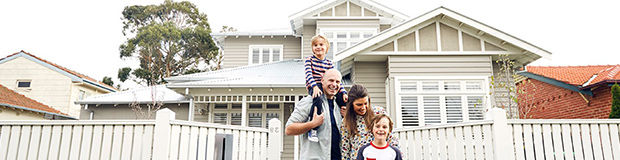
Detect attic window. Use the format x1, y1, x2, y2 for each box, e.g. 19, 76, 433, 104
17, 80, 31, 88
248, 45, 284, 65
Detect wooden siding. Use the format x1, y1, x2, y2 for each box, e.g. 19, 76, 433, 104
387, 55, 493, 77
222, 36, 301, 69
353, 62, 388, 108
302, 25, 316, 58
316, 19, 380, 29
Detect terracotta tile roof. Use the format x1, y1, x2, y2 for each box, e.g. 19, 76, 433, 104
1, 51, 117, 91
0, 84, 69, 116
526, 65, 620, 86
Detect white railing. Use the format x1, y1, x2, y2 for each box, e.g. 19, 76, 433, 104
394, 108, 620, 160
0, 109, 282, 160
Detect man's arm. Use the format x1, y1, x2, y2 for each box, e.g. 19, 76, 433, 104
285, 97, 324, 135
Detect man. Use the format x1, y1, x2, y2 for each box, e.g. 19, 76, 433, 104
286, 69, 344, 160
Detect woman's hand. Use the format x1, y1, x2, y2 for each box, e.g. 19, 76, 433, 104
312, 86, 322, 98
343, 94, 348, 102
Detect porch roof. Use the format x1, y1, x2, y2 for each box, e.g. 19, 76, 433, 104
76, 85, 189, 104
166, 59, 306, 88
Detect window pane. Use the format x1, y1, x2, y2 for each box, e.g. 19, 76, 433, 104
337, 32, 347, 38
327, 42, 334, 58
401, 96, 418, 126
422, 82, 439, 91
324, 32, 333, 38
213, 113, 227, 124
249, 113, 262, 127
337, 42, 347, 52
400, 81, 417, 92
350, 32, 360, 39
266, 113, 279, 128
266, 103, 280, 109
444, 82, 460, 91
231, 103, 242, 109
445, 96, 463, 123
363, 32, 373, 38
252, 48, 260, 64
17, 81, 31, 88
214, 104, 227, 109
468, 96, 484, 120
272, 48, 280, 62
262, 48, 270, 63
423, 96, 441, 125
466, 81, 482, 90
231, 113, 242, 125
249, 103, 262, 109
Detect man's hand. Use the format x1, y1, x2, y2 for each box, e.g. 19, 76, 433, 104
310, 106, 324, 128
312, 86, 322, 98
343, 94, 348, 103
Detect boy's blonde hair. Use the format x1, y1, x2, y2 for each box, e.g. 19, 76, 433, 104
310, 35, 330, 54
371, 114, 394, 133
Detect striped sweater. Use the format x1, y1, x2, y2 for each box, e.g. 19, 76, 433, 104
304, 55, 347, 94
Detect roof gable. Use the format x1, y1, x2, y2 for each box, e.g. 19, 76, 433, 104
289, 0, 409, 34
0, 84, 72, 119
0, 51, 117, 92
335, 7, 552, 64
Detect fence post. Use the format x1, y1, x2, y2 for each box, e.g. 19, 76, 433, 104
152, 108, 175, 160
268, 118, 282, 160
485, 108, 515, 160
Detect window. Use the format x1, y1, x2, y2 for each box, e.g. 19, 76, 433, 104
248, 45, 283, 65
396, 77, 488, 127
319, 28, 377, 59
213, 113, 227, 124
248, 113, 262, 127
17, 80, 31, 88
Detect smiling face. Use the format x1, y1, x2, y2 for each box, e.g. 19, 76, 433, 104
352, 96, 369, 116
372, 117, 391, 141
311, 36, 329, 60
321, 69, 341, 99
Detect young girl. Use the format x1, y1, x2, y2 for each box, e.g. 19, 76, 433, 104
340, 84, 399, 160
304, 35, 348, 141
355, 114, 403, 160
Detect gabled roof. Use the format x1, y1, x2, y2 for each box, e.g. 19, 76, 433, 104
166, 60, 306, 88
288, 0, 409, 34
524, 65, 620, 87
0, 51, 117, 92
335, 7, 552, 62
76, 85, 188, 104
0, 84, 73, 119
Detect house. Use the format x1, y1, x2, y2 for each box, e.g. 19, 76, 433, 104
0, 51, 117, 119
76, 85, 190, 120
516, 65, 620, 119
162, 0, 551, 159
0, 83, 73, 120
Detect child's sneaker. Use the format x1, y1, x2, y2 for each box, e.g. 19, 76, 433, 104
308, 129, 319, 142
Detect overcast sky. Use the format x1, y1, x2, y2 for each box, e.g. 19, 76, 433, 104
1, 0, 618, 89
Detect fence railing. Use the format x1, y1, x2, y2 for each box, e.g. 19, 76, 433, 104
0, 108, 282, 160
393, 108, 620, 160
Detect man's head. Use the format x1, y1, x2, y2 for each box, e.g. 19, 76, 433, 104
321, 69, 342, 99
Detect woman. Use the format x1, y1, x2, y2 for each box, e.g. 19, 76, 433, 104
340, 84, 399, 160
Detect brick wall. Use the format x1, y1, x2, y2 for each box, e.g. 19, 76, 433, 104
517, 79, 612, 119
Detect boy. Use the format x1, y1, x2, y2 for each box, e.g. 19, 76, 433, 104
355, 114, 403, 160
305, 35, 348, 142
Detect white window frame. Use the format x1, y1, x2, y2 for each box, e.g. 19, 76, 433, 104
394, 76, 491, 127
16, 79, 32, 88
318, 28, 377, 59
210, 102, 283, 128
248, 45, 284, 65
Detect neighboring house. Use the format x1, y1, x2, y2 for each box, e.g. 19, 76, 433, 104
76, 85, 190, 120
163, 0, 551, 159
0, 51, 117, 119
516, 65, 620, 119
0, 84, 73, 120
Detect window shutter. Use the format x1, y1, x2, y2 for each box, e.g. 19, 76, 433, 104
467, 96, 485, 120
213, 113, 227, 124
249, 113, 262, 127
445, 96, 463, 123
400, 96, 419, 126
423, 96, 441, 125
231, 113, 242, 125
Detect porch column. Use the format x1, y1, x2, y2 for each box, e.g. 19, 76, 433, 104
242, 95, 247, 126
186, 88, 195, 121
293, 95, 299, 160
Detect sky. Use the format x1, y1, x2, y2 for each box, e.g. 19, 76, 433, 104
1, 0, 619, 89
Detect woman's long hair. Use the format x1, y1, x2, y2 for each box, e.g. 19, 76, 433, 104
344, 84, 375, 137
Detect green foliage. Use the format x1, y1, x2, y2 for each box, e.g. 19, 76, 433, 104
610, 83, 620, 118
119, 0, 218, 85
102, 76, 114, 86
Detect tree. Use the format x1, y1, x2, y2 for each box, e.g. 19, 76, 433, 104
118, 0, 218, 86
102, 76, 114, 86
610, 83, 620, 118
209, 26, 238, 71
489, 54, 520, 119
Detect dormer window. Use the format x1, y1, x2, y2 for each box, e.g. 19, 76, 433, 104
248, 45, 283, 65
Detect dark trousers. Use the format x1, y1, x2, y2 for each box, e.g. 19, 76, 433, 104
307, 83, 346, 130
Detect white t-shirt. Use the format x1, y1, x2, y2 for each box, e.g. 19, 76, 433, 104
356, 142, 402, 160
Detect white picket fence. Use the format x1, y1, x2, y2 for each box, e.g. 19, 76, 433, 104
0, 109, 282, 160
394, 108, 620, 160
